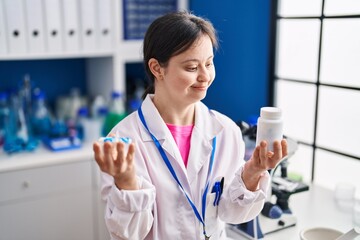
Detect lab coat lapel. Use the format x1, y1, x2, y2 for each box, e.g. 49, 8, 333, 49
187, 129, 212, 185
138, 95, 166, 143
187, 102, 223, 185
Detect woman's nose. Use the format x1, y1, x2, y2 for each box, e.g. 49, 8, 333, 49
197, 67, 211, 82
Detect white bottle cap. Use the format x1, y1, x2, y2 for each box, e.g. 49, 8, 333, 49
260, 107, 282, 120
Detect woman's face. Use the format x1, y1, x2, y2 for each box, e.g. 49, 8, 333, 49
158, 34, 215, 106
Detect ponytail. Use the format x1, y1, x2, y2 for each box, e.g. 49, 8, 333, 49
141, 84, 155, 100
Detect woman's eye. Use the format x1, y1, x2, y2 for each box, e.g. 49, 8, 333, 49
187, 67, 197, 71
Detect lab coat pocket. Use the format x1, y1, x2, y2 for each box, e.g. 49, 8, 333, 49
204, 192, 220, 237
204, 176, 224, 237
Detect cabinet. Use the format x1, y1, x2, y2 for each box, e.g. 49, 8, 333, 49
0, 144, 113, 240
92, 161, 111, 240
0, 150, 94, 240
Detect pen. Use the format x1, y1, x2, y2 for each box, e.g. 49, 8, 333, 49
211, 177, 224, 206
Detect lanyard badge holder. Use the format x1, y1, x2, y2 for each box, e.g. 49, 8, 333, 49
138, 107, 216, 239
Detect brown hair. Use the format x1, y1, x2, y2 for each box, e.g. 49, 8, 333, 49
142, 11, 218, 99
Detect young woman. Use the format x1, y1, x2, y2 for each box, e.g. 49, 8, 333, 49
93, 11, 287, 240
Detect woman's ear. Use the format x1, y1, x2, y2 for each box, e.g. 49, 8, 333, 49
148, 58, 164, 80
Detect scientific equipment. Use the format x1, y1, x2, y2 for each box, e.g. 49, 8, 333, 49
103, 91, 127, 134
3, 93, 38, 153
31, 89, 52, 139
0, 92, 10, 146
19, 74, 32, 117
231, 120, 309, 239
300, 227, 343, 240
128, 78, 145, 113
300, 227, 360, 240
76, 106, 88, 141
68, 88, 83, 120
90, 96, 108, 138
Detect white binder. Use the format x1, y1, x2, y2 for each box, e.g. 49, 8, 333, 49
24, 0, 46, 53
0, 0, 8, 54
79, 0, 97, 51
3, 0, 27, 54
43, 0, 63, 52
62, 0, 80, 52
97, 0, 113, 51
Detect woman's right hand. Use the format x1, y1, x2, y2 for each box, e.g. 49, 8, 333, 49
93, 140, 139, 190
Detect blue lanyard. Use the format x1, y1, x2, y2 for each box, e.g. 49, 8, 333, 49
138, 107, 216, 238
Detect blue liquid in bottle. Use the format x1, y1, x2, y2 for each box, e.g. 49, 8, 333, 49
0, 92, 10, 146
31, 90, 52, 139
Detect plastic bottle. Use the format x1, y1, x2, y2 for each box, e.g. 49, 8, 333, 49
91, 95, 107, 118
128, 80, 145, 112
31, 90, 52, 139
68, 88, 83, 120
50, 118, 68, 138
4, 93, 38, 153
103, 91, 127, 135
76, 106, 89, 141
109, 91, 126, 114
255, 107, 283, 152
3, 93, 19, 152
97, 106, 108, 137
19, 74, 32, 118
0, 92, 10, 146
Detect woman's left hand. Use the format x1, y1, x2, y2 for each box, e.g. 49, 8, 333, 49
242, 139, 288, 191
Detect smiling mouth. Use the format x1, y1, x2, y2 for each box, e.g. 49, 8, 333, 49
192, 85, 208, 90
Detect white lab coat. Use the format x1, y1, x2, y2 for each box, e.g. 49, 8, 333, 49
100, 94, 270, 240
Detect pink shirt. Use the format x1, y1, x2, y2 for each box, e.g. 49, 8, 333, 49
166, 123, 194, 167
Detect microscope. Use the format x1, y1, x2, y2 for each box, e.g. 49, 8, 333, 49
229, 121, 310, 239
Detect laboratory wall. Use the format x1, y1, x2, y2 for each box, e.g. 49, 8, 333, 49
190, 0, 272, 123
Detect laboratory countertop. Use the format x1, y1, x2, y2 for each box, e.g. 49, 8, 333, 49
1, 146, 357, 239
0, 143, 93, 173
226, 184, 357, 240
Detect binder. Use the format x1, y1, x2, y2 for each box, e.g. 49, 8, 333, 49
0, 0, 8, 54
43, 0, 63, 52
24, 0, 46, 53
97, 0, 113, 51
79, 0, 97, 51
62, 0, 80, 52
3, 0, 27, 54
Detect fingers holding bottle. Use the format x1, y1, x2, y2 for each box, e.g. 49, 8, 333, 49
247, 139, 288, 172
266, 139, 288, 169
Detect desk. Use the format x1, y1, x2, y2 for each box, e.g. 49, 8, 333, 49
226, 184, 357, 240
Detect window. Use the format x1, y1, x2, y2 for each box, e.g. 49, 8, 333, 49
271, 0, 360, 197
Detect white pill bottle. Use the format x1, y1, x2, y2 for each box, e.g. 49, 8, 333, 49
255, 107, 283, 152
